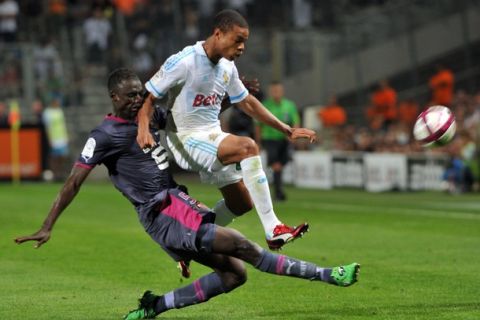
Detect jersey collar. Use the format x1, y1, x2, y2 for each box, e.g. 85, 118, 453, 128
105, 114, 131, 123
194, 41, 207, 56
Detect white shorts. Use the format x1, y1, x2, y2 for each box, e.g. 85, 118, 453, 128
166, 127, 242, 188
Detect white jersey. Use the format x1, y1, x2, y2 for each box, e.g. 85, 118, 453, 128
146, 41, 248, 132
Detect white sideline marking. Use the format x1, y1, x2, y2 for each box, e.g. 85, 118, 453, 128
295, 202, 480, 221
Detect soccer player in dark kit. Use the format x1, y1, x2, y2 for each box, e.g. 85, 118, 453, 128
15, 68, 360, 320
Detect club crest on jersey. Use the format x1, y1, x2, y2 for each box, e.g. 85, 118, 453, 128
223, 71, 229, 84
193, 93, 219, 107
81, 138, 96, 162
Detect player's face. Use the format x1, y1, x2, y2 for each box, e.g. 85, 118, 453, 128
269, 84, 284, 103
111, 78, 144, 120
217, 25, 249, 61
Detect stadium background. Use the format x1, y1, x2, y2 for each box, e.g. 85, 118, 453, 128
1, 1, 480, 319
0, 0, 479, 189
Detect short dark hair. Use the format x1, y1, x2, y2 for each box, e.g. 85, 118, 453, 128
107, 68, 138, 92
213, 9, 248, 33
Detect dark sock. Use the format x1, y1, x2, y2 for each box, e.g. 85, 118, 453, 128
254, 249, 336, 284
154, 272, 226, 314
273, 170, 283, 196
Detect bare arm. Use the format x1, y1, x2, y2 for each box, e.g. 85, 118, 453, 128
14, 166, 91, 248
136, 93, 156, 148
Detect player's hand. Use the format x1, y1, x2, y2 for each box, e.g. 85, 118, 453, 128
14, 229, 51, 249
136, 130, 156, 149
290, 128, 317, 143
241, 76, 260, 95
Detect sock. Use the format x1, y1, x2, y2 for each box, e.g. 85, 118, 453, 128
154, 273, 226, 314
254, 249, 336, 284
240, 156, 281, 235
273, 170, 283, 195
212, 199, 237, 226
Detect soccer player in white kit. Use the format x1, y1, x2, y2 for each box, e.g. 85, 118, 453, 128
137, 9, 316, 251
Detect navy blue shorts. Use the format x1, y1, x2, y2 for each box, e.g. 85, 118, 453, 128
262, 139, 291, 166
139, 189, 217, 262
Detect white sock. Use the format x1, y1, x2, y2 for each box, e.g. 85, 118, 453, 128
240, 156, 281, 235
212, 199, 237, 226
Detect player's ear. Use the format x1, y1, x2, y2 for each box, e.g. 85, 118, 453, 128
213, 27, 222, 39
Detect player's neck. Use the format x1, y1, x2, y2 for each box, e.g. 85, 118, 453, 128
203, 38, 221, 64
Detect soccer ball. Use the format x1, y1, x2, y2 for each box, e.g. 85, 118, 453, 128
413, 105, 456, 147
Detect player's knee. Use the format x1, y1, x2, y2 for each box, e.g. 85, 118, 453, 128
222, 265, 247, 292
234, 237, 262, 262
230, 200, 253, 216
237, 137, 259, 159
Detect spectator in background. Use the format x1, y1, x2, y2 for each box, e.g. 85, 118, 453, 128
366, 79, 397, 131
196, 0, 217, 35
131, 33, 154, 81
20, 0, 44, 41
43, 96, 69, 181
34, 37, 63, 84
464, 91, 480, 132
0, 101, 8, 127
429, 66, 454, 107
459, 130, 478, 188
184, 5, 200, 43
257, 81, 300, 201
0, 58, 20, 97
317, 95, 346, 150
317, 95, 346, 128
112, 0, 139, 16
0, 0, 18, 42
83, 7, 112, 67
397, 99, 419, 127
443, 141, 474, 194
31, 99, 50, 175
47, 0, 67, 36
292, 0, 312, 29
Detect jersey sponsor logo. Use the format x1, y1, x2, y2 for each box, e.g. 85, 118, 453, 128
192, 93, 219, 107
81, 138, 96, 162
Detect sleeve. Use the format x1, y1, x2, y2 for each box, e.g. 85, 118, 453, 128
227, 65, 248, 104
290, 102, 300, 126
75, 129, 112, 169
145, 52, 187, 98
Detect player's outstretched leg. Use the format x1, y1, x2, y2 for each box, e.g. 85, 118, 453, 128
253, 249, 360, 286
213, 226, 360, 287
124, 253, 246, 319
123, 272, 230, 320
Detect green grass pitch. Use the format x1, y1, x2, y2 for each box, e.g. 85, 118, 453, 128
1, 180, 479, 319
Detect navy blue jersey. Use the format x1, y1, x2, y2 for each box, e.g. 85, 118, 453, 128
75, 107, 176, 211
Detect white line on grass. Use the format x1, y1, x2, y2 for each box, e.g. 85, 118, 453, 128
294, 202, 480, 221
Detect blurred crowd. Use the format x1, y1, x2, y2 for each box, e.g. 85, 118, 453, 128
315, 66, 479, 192
0, 0, 478, 189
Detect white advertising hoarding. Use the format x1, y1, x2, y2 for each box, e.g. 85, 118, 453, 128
363, 153, 408, 192
293, 151, 332, 189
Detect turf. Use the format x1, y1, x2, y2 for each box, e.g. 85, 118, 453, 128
1, 180, 479, 319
